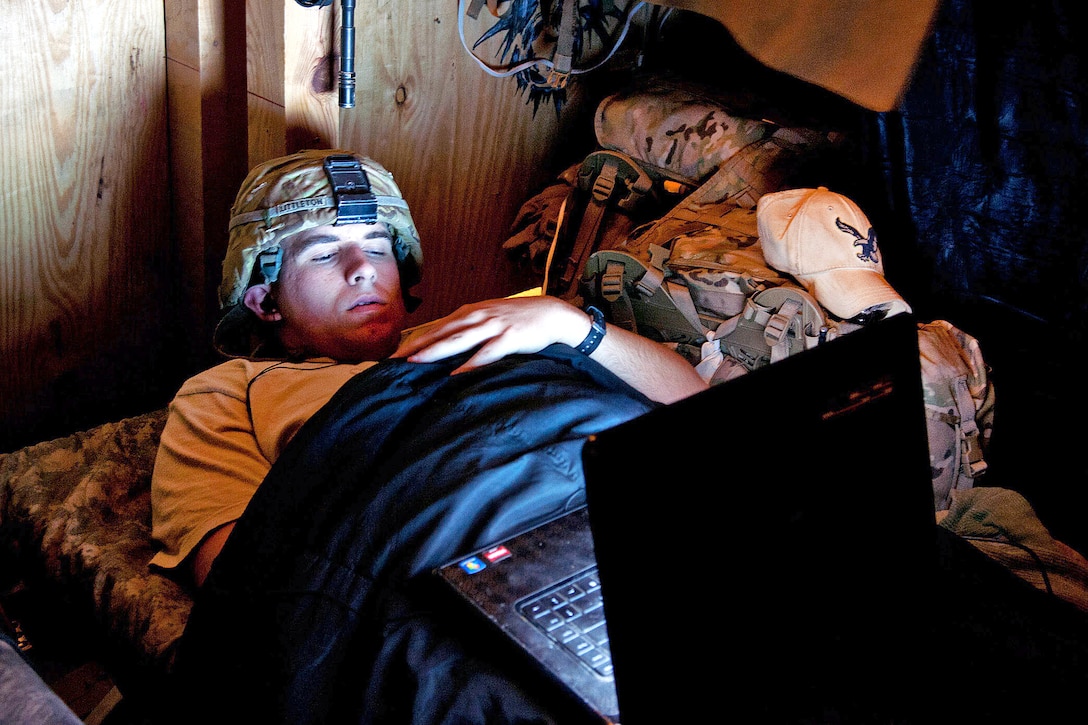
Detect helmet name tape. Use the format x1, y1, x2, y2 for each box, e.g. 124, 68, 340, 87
228, 197, 334, 231
323, 154, 377, 224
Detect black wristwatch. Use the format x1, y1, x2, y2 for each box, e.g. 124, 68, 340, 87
577, 306, 607, 355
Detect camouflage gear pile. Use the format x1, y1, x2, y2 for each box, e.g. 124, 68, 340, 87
594, 80, 775, 187
501, 76, 842, 301
500, 75, 996, 513
579, 199, 835, 379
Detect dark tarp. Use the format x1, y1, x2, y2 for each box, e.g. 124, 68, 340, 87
858, 0, 1088, 555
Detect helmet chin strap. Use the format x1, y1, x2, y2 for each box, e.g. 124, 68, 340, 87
258, 247, 284, 285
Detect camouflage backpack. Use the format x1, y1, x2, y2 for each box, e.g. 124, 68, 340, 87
575, 178, 996, 510
577, 173, 838, 377
918, 320, 995, 511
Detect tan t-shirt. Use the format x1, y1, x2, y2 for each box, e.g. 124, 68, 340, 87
149, 357, 376, 571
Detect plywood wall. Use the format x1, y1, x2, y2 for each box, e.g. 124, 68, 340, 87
163, 0, 340, 372
0, 0, 173, 452
245, 0, 340, 166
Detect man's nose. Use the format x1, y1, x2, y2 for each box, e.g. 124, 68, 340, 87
344, 248, 376, 283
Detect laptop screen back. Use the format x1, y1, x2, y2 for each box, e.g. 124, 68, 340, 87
581, 313, 937, 723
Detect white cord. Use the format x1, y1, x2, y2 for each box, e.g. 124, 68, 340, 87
541, 195, 569, 296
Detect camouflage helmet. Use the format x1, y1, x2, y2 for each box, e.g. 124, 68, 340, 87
213, 149, 423, 358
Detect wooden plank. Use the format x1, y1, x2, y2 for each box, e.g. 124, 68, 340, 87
246, 0, 286, 167
284, 0, 339, 152
164, 0, 248, 369
164, 0, 199, 67
196, 0, 249, 344
0, 0, 172, 450
165, 0, 206, 368
248, 92, 287, 168
246, 0, 285, 107
246, 1, 338, 167
167, 58, 206, 345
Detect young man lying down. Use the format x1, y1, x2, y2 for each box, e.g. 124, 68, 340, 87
151, 150, 706, 723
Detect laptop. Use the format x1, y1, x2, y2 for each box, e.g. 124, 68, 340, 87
434, 312, 938, 723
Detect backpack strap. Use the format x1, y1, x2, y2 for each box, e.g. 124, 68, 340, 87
559, 151, 653, 290
585, 248, 707, 344
627, 243, 708, 337
762, 296, 806, 364
663, 279, 708, 337
699, 285, 831, 377
633, 243, 669, 297
955, 378, 989, 479
600, 259, 637, 332
544, 0, 579, 88
926, 377, 989, 481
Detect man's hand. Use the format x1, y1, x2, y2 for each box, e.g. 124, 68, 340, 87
393, 296, 591, 375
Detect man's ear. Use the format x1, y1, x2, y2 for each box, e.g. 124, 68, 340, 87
243, 284, 282, 322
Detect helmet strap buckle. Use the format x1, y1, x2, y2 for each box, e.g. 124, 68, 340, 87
258, 247, 284, 284
323, 155, 378, 224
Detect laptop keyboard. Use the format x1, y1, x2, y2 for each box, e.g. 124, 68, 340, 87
517, 568, 613, 678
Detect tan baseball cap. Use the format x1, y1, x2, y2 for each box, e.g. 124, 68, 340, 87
213, 149, 423, 358
756, 187, 911, 320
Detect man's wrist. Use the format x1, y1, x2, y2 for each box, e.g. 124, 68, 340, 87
576, 306, 607, 355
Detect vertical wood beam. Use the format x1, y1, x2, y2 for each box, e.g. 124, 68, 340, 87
165, 0, 249, 368
245, 0, 286, 165
284, 1, 339, 151
247, 0, 339, 168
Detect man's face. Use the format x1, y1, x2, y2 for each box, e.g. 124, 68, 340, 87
273, 221, 409, 361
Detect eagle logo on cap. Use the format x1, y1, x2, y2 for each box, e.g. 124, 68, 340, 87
836, 218, 879, 264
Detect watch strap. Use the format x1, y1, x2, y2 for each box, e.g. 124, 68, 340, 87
577, 305, 607, 355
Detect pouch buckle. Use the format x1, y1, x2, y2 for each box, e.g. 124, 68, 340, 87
577, 151, 653, 213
